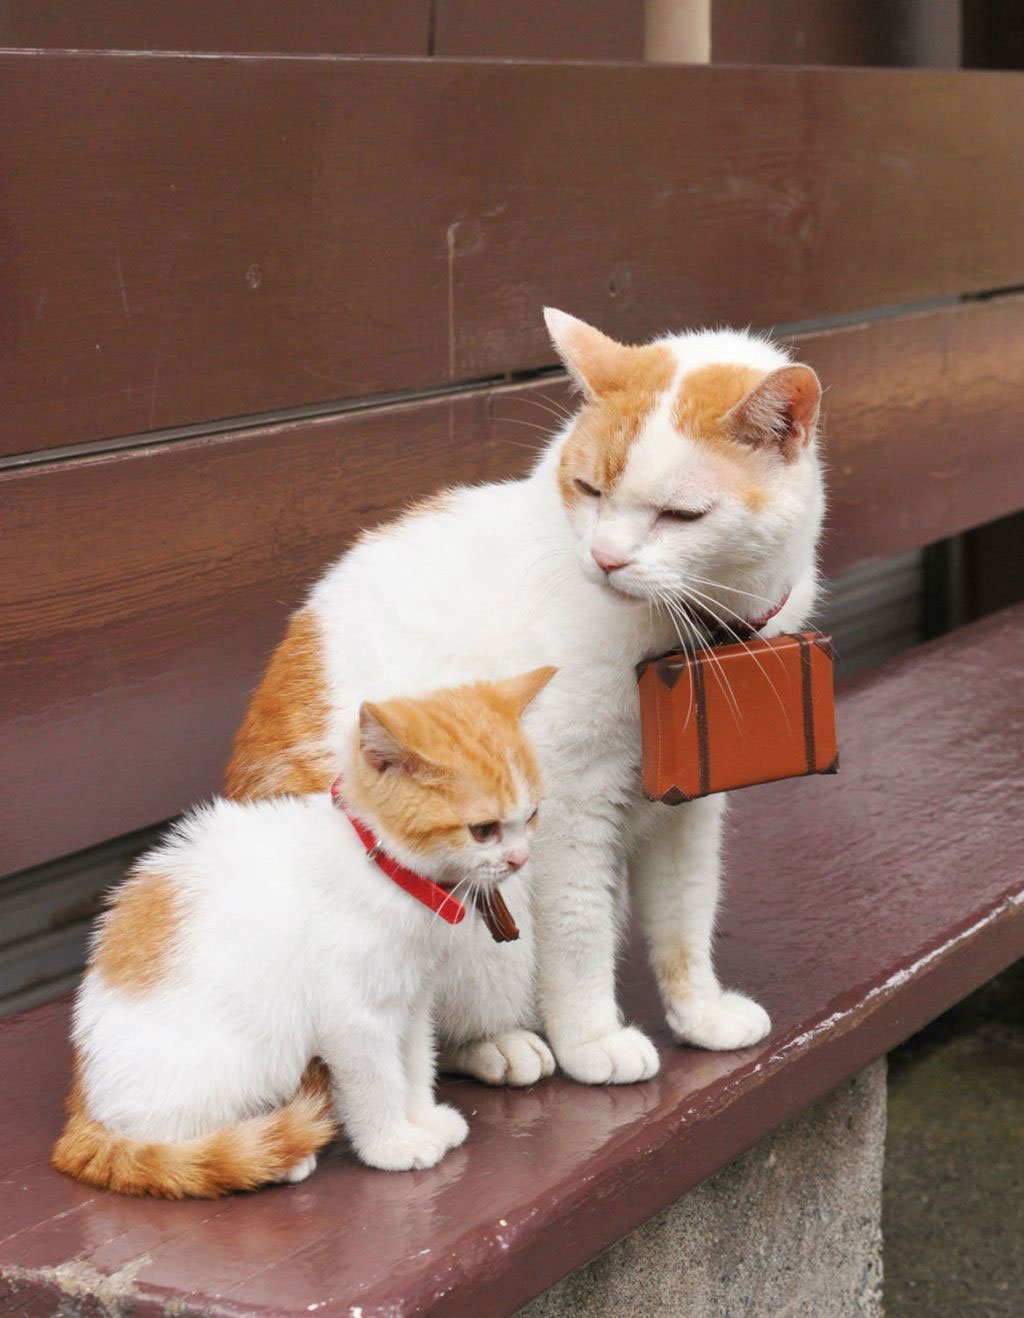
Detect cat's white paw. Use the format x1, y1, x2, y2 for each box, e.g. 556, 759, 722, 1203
667, 990, 771, 1051
443, 1029, 556, 1087
358, 1123, 448, 1172
411, 1102, 469, 1150
556, 1026, 660, 1085
284, 1153, 318, 1184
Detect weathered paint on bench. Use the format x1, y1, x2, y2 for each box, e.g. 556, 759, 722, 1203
2, 606, 1021, 1316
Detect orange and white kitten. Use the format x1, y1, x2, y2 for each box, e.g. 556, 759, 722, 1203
53, 668, 554, 1198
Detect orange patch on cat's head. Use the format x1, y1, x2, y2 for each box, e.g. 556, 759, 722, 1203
349, 668, 556, 859
676, 361, 822, 464
673, 364, 768, 445
544, 310, 675, 506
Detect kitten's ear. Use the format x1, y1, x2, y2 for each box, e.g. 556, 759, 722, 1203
358, 702, 405, 773
724, 364, 821, 462
492, 665, 558, 718
544, 308, 634, 400
358, 702, 442, 780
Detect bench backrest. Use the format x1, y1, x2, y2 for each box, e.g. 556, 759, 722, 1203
3, 52, 1024, 877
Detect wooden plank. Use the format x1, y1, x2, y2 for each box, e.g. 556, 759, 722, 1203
4, 53, 1024, 457
1, 606, 1022, 1313
794, 295, 1024, 576
0, 387, 528, 876
3, 294, 1024, 877
433, 0, 644, 60
0, 1, 431, 55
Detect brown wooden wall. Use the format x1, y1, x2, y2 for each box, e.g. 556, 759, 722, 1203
0, 1, 433, 53
0, 1, 644, 58
0, 0, 968, 65
4, 56, 1024, 459
3, 48, 1024, 878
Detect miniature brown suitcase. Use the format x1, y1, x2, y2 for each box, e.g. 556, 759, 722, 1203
637, 631, 838, 803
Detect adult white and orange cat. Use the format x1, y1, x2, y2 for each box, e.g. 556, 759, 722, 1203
54, 669, 554, 1197
226, 310, 825, 1086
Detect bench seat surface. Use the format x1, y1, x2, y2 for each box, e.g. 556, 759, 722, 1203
1, 605, 1022, 1318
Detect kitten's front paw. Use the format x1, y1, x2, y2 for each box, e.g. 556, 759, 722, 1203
411, 1102, 469, 1151
556, 1026, 660, 1085
358, 1123, 448, 1172
442, 1029, 556, 1087
667, 990, 771, 1051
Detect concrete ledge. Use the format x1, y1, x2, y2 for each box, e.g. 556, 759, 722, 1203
523, 1060, 886, 1318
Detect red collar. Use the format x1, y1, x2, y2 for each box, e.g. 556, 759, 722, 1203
330, 776, 466, 926
691, 588, 791, 644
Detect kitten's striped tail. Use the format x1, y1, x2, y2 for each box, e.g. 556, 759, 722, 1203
51, 1059, 335, 1199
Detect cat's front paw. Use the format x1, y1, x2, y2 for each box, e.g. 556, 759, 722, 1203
667, 990, 771, 1051
556, 1026, 660, 1085
441, 1029, 556, 1087
411, 1102, 469, 1150
357, 1123, 448, 1172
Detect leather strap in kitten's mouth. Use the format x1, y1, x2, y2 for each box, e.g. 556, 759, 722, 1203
472, 888, 520, 943
330, 776, 520, 942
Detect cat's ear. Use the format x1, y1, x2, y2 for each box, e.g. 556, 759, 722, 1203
544, 308, 634, 400
358, 702, 442, 780
724, 364, 821, 462
492, 666, 558, 718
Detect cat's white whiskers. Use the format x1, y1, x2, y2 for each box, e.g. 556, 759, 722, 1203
682, 572, 786, 610
651, 588, 696, 733
667, 594, 743, 728
677, 579, 791, 679
512, 392, 578, 427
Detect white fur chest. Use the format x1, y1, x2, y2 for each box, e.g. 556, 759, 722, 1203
533, 656, 644, 807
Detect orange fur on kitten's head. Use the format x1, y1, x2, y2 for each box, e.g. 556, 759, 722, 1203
345, 666, 557, 883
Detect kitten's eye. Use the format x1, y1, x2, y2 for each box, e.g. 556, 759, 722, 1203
469, 821, 499, 843
527, 807, 539, 826
658, 506, 709, 524
575, 479, 601, 499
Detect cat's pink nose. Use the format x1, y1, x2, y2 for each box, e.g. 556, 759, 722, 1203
591, 545, 632, 573
505, 846, 529, 871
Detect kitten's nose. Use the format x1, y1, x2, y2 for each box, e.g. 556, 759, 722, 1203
505, 846, 529, 871
591, 545, 632, 573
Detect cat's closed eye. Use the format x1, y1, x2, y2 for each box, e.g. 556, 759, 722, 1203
574, 478, 601, 498
469, 821, 500, 842
658, 506, 710, 525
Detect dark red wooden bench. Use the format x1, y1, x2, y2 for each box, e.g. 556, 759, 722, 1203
3, 608, 1023, 1314
2, 39, 1024, 1318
